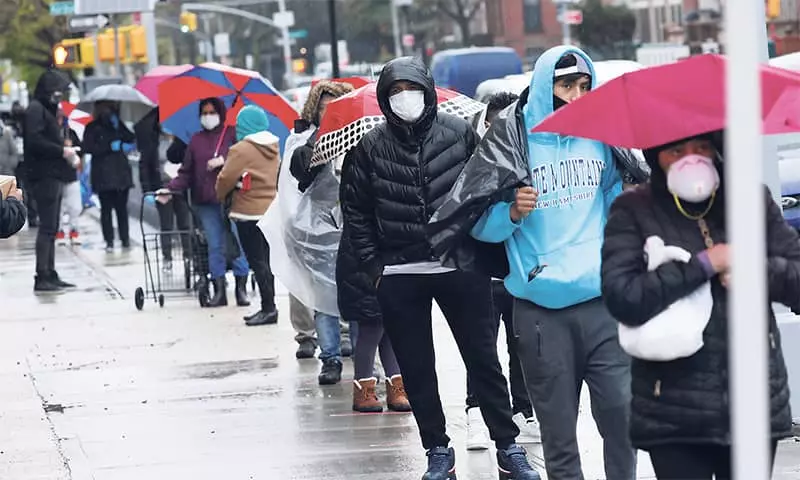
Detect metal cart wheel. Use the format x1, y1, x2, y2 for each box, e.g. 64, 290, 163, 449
158, 294, 165, 308
135, 287, 145, 311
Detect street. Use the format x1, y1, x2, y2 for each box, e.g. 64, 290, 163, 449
1, 216, 799, 480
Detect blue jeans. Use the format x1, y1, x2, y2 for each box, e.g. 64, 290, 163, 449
314, 311, 358, 362
195, 204, 249, 279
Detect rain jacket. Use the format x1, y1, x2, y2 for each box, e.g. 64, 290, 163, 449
429, 47, 641, 308
216, 131, 280, 220
84, 115, 135, 192
339, 56, 481, 283
23, 70, 74, 183
602, 147, 794, 447
167, 98, 235, 204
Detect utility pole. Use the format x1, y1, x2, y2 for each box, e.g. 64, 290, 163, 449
328, 0, 340, 79
142, 10, 159, 70
112, 14, 122, 75
390, 0, 402, 58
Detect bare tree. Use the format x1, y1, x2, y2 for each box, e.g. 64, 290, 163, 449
433, 0, 485, 45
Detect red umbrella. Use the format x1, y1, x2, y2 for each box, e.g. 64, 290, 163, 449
310, 82, 486, 167
134, 64, 193, 104
531, 54, 800, 149
59, 101, 92, 141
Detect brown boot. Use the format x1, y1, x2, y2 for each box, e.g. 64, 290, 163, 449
385, 374, 412, 412
352, 377, 383, 413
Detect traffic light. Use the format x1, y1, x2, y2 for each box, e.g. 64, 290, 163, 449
128, 25, 147, 59
53, 45, 71, 66
180, 11, 198, 33
97, 30, 128, 63
53, 39, 88, 68
767, 0, 781, 19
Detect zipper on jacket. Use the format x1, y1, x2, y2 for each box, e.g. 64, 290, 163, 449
653, 380, 662, 398
536, 322, 543, 357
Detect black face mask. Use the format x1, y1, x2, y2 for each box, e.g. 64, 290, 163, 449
552, 95, 568, 111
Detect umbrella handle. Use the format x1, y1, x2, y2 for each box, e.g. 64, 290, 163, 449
213, 93, 242, 158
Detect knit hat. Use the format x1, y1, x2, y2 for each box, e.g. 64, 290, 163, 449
236, 105, 270, 141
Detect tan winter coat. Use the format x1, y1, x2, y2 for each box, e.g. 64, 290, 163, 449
215, 131, 279, 220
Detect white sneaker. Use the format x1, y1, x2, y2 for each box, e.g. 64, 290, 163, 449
466, 407, 490, 451
512, 412, 542, 444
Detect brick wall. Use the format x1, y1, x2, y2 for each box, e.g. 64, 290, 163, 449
487, 0, 563, 59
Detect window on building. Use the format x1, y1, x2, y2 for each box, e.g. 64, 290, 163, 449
523, 0, 542, 33
672, 5, 683, 25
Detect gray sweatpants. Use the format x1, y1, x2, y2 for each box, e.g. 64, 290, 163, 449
289, 294, 352, 345
513, 297, 636, 480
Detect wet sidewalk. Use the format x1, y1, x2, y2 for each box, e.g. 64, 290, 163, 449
0, 217, 798, 480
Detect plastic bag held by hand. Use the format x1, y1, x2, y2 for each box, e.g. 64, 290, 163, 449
617, 236, 713, 361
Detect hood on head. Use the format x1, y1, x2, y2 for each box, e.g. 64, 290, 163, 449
34, 70, 70, 103
525, 46, 596, 137
301, 81, 354, 125
198, 97, 227, 120
376, 56, 437, 129
236, 105, 270, 141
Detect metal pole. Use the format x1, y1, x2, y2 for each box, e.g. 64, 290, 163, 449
328, 0, 340, 79
390, 0, 402, 58
93, 33, 103, 77
560, 4, 571, 46
277, 0, 294, 88
726, 0, 771, 479
142, 10, 159, 71
758, 16, 781, 204
113, 15, 122, 76
202, 15, 213, 62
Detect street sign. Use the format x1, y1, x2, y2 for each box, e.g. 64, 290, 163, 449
273, 11, 295, 28
563, 9, 583, 25
214, 33, 231, 58
74, 0, 153, 15
68, 14, 110, 33
289, 29, 308, 39
49, 1, 75, 16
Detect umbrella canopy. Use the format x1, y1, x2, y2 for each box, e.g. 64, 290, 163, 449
310, 83, 486, 167
77, 84, 155, 124
134, 64, 193, 104
60, 101, 92, 141
531, 54, 800, 149
158, 62, 299, 152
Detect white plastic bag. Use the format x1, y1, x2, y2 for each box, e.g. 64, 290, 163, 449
617, 236, 713, 361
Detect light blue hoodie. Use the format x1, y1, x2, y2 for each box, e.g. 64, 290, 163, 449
470, 46, 622, 309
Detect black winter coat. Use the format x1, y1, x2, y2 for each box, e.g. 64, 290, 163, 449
602, 181, 796, 448
23, 70, 74, 183
84, 118, 135, 192
339, 57, 481, 283
135, 108, 164, 192
0, 196, 26, 238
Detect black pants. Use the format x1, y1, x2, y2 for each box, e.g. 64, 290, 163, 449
156, 194, 191, 261
466, 280, 532, 417
31, 178, 63, 276
378, 271, 519, 450
98, 189, 130, 247
234, 219, 275, 311
648, 441, 778, 479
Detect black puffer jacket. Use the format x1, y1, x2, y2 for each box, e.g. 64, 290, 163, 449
339, 56, 481, 283
23, 70, 74, 183
84, 116, 135, 192
601, 153, 796, 448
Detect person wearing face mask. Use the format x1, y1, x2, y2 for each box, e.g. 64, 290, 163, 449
84, 101, 136, 253
430, 46, 635, 480
135, 108, 191, 270
24, 69, 78, 292
601, 132, 798, 478
340, 56, 540, 480
164, 97, 250, 308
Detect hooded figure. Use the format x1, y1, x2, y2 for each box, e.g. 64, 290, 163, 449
25, 69, 78, 292
433, 46, 636, 480
601, 132, 796, 478
338, 56, 540, 480
215, 105, 280, 326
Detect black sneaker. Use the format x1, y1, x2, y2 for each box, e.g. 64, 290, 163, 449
341, 337, 353, 357
318, 358, 342, 385
422, 446, 456, 480
34, 275, 62, 292
295, 340, 317, 359
50, 272, 76, 289
497, 444, 540, 480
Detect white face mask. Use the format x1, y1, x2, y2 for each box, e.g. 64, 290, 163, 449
200, 113, 220, 131
389, 90, 426, 123
666, 154, 720, 202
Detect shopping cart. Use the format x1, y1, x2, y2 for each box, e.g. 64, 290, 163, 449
134, 191, 211, 310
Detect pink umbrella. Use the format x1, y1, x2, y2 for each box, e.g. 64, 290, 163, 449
134, 64, 193, 104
